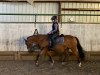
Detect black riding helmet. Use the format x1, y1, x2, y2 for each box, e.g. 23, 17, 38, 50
51, 16, 57, 20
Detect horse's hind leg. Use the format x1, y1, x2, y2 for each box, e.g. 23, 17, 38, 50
74, 49, 82, 67
61, 50, 69, 65
71, 47, 82, 67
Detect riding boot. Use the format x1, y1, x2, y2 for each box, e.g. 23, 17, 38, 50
48, 41, 54, 51
50, 42, 54, 48
51, 41, 56, 50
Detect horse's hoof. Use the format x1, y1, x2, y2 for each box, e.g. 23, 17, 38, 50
51, 61, 54, 66
35, 61, 39, 66
78, 62, 82, 67
35, 63, 39, 66
62, 62, 66, 65
51, 63, 53, 66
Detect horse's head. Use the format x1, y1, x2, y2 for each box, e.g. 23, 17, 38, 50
24, 35, 40, 53
24, 35, 49, 53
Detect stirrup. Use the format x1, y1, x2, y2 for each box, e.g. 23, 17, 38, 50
48, 46, 54, 51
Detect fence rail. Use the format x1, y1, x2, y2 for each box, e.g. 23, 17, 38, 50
0, 13, 100, 23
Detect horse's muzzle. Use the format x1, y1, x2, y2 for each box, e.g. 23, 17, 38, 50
28, 43, 40, 53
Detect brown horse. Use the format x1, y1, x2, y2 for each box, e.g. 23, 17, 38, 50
24, 34, 85, 67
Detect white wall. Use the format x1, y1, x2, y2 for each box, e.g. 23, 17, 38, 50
0, 2, 59, 51
0, 23, 52, 51
0, 2, 100, 52
60, 24, 100, 51
0, 2, 58, 22
0, 23, 100, 51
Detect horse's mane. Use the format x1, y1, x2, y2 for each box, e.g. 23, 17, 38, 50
27, 34, 47, 40
34, 34, 47, 36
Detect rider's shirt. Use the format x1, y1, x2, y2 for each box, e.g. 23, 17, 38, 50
50, 22, 59, 35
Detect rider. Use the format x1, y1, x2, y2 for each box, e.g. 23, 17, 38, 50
48, 16, 59, 48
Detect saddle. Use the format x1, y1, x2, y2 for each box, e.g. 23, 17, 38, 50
48, 34, 64, 50
54, 34, 64, 44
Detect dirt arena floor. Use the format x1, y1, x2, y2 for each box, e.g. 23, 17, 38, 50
0, 60, 99, 75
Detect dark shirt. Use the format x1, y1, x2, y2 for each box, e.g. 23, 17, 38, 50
50, 22, 59, 35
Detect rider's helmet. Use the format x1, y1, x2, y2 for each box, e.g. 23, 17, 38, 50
51, 16, 57, 20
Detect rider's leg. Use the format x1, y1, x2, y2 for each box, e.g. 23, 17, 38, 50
48, 34, 56, 48
48, 34, 53, 48
50, 36, 55, 48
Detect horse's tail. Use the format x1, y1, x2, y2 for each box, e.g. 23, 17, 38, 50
75, 37, 85, 60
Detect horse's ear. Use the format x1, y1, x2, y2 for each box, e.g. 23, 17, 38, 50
34, 29, 38, 35
24, 39, 27, 43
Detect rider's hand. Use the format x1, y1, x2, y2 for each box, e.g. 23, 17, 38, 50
48, 32, 51, 34
47, 32, 49, 34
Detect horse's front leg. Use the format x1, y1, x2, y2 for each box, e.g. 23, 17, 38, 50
35, 48, 48, 66
47, 51, 55, 66
40, 47, 55, 66
35, 50, 44, 66
48, 55, 54, 66
35, 53, 40, 66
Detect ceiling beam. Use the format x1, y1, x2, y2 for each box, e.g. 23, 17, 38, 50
1, 0, 100, 3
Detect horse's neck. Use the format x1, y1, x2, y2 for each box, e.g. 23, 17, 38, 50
28, 34, 48, 47
38, 35, 48, 43
37, 35, 49, 47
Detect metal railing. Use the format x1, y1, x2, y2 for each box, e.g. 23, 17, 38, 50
0, 13, 100, 23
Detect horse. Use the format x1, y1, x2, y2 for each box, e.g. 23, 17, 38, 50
24, 34, 85, 67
